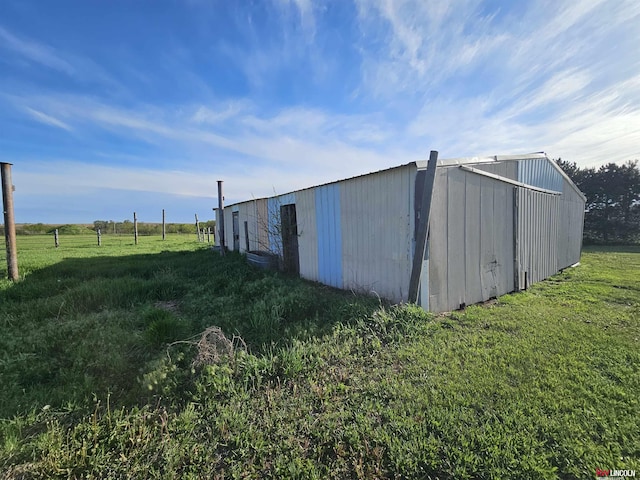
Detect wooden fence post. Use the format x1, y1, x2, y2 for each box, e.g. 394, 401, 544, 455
97, 228, 102, 246
1, 162, 19, 280
195, 214, 201, 242
54, 229, 59, 248
162, 209, 166, 240
207, 227, 211, 243
134, 212, 138, 245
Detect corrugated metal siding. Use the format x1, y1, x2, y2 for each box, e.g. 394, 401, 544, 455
518, 158, 564, 192
491, 181, 515, 298
239, 199, 269, 252
340, 164, 414, 302
471, 161, 518, 181
446, 167, 466, 309
267, 193, 295, 256
221, 199, 269, 253
427, 167, 514, 312
237, 203, 249, 253
315, 184, 343, 288
223, 208, 233, 251
556, 178, 585, 268
295, 189, 318, 281
515, 188, 560, 289
427, 169, 449, 312
252, 199, 269, 252
214, 208, 221, 246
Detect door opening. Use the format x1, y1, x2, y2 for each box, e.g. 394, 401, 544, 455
280, 204, 299, 274
232, 212, 240, 251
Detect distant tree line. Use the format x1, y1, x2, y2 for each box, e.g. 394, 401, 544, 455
92, 220, 215, 236
1, 220, 215, 236
556, 159, 640, 244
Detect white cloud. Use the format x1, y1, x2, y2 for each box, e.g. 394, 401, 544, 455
355, 0, 506, 97
8, 92, 407, 205
353, 0, 640, 166
15, 161, 216, 197
24, 107, 73, 131
0, 25, 75, 74
191, 101, 251, 125
277, 0, 316, 37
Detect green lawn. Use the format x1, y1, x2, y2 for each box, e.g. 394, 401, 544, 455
0, 239, 638, 479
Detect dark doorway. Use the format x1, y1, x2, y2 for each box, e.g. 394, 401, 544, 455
232, 212, 240, 251
280, 204, 299, 274
244, 221, 250, 252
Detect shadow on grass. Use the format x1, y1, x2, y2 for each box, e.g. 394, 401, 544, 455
0, 249, 382, 418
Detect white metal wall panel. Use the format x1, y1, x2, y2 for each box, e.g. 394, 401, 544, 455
476, 173, 514, 304
446, 168, 466, 309
494, 181, 515, 297
237, 203, 250, 253
478, 174, 498, 301
428, 167, 514, 312
251, 199, 269, 252
340, 164, 414, 303
227, 208, 236, 251
221, 201, 267, 253
463, 171, 482, 305
295, 189, 319, 281
427, 169, 450, 312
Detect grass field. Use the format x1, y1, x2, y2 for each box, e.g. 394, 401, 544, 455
0, 236, 638, 479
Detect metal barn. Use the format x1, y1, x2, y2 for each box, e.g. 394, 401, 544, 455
216, 152, 585, 313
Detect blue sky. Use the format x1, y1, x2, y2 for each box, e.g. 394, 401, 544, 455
1, 0, 639, 224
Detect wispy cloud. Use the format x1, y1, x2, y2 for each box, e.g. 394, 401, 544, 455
24, 107, 73, 131
0, 24, 123, 95
275, 0, 316, 38
0, 25, 75, 74
8, 92, 402, 201
355, 0, 506, 98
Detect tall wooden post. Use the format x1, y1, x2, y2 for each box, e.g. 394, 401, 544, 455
97, 228, 102, 246
134, 212, 139, 245
217, 180, 225, 256
162, 209, 166, 240
195, 214, 201, 242
54, 229, 59, 248
1, 162, 18, 280
207, 227, 211, 243
408, 150, 438, 304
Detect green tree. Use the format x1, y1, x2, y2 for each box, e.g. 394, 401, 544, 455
93, 220, 109, 232
557, 159, 640, 244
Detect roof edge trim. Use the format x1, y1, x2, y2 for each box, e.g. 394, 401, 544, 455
416, 152, 547, 169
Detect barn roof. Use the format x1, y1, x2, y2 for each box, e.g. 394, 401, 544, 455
222, 152, 586, 208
